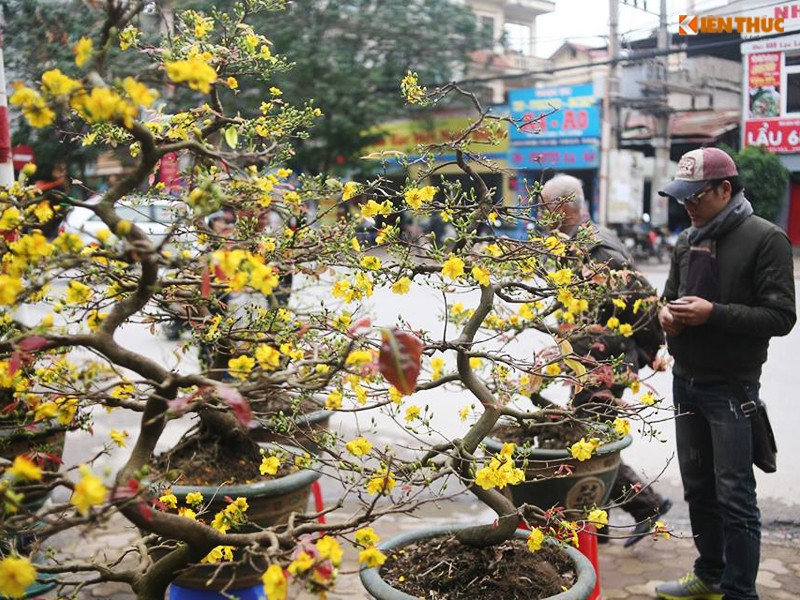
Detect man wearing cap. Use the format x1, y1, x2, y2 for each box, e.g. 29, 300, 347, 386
655, 147, 795, 600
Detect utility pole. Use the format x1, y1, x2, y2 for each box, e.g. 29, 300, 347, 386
599, 0, 619, 227
649, 0, 671, 227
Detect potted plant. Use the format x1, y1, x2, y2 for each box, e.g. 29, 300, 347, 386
0, 3, 673, 600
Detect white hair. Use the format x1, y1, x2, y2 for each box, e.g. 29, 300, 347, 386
541, 174, 587, 213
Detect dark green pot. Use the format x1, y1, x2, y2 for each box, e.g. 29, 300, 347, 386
359, 525, 596, 600
484, 433, 632, 511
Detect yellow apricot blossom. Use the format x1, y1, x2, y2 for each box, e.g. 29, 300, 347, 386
587, 509, 609, 526
569, 438, 600, 462
70, 464, 108, 515
392, 276, 411, 294
527, 528, 545, 552
345, 437, 373, 457
259, 455, 281, 476
355, 527, 381, 547
262, 564, 288, 600
358, 546, 387, 568
228, 355, 255, 379
471, 266, 490, 286
73, 37, 93, 66
366, 468, 396, 495
0, 555, 37, 599
165, 58, 218, 94
8, 456, 42, 481
441, 255, 465, 281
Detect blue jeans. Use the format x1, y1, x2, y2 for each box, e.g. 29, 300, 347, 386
673, 376, 761, 600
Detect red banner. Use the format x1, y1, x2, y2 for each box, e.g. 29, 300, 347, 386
744, 118, 800, 153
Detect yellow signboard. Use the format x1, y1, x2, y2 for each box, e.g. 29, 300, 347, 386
362, 114, 508, 158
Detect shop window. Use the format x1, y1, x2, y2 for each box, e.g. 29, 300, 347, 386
785, 53, 800, 114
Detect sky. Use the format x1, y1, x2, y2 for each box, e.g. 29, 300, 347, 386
533, 0, 732, 58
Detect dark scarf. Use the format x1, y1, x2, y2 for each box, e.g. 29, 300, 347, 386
685, 191, 753, 301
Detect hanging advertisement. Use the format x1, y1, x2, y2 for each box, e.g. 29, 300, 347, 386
508, 83, 601, 170
747, 53, 781, 118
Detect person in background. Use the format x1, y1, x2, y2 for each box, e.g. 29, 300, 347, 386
655, 147, 795, 600
34, 160, 71, 240
540, 174, 672, 548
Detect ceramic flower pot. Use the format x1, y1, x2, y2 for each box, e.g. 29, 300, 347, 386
161, 443, 321, 592
249, 408, 332, 454
359, 525, 596, 600
484, 433, 633, 511
0, 421, 66, 510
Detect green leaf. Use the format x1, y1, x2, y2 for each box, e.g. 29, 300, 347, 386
225, 126, 239, 149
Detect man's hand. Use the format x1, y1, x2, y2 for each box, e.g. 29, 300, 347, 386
666, 295, 714, 327
658, 304, 685, 336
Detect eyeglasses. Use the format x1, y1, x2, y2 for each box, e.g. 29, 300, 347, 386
676, 185, 713, 206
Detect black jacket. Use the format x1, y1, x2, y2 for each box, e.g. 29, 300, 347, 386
663, 214, 796, 383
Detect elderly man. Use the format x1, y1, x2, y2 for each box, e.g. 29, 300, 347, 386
539, 174, 671, 547
655, 147, 795, 600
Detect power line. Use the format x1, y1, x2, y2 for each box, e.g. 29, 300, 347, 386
452, 29, 780, 87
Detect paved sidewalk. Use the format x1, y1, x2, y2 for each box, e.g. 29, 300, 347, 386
43, 492, 800, 600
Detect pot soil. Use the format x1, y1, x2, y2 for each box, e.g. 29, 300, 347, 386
361, 526, 596, 600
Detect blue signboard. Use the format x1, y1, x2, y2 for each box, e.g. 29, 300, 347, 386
509, 143, 600, 170
508, 84, 601, 143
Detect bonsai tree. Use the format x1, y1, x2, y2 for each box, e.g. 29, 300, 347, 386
0, 2, 672, 599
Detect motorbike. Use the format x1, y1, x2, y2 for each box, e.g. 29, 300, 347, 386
614, 219, 672, 264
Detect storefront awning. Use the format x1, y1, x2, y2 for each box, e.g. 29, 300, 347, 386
622, 108, 741, 144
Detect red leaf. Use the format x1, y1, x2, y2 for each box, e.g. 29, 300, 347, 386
215, 383, 253, 428
378, 328, 423, 395
201, 266, 211, 299
166, 389, 202, 416
348, 317, 372, 335
18, 336, 48, 352
8, 351, 21, 376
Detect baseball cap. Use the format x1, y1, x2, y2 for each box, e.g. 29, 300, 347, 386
658, 147, 738, 200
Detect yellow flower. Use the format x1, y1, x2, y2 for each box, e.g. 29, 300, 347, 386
350, 237, 361, 252
41, 69, 80, 97
255, 344, 281, 370
404, 405, 421, 421
606, 316, 620, 330
159, 492, 178, 509
543, 235, 566, 256
633, 298, 643, 314
178, 507, 197, 520
619, 323, 634, 337
569, 438, 600, 462
262, 564, 288, 600
548, 268, 574, 286
388, 386, 403, 404
345, 437, 373, 457
122, 77, 158, 108
0, 555, 37, 599
472, 266, 490, 286
613, 418, 630, 436
202, 545, 234, 564
527, 528, 545, 552
544, 363, 561, 376
366, 469, 396, 495
0, 275, 22, 306
459, 406, 470, 421
65, 280, 92, 304
118, 25, 139, 51
400, 71, 426, 104
165, 58, 218, 94
640, 392, 657, 406
288, 551, 315, 575
360, 255, 382, 270
653, 520, 671, 539
441, 255, 465, 281
259, 455, 281, 476
346, 350, 374, 367
355, 527, 381, 547
316, 536, 343, 567
469, 357, 482, 369
342, 181, 360, 200
73, 37, 93, 67
392, 276, 411, 294
358, 546, 387, 568
71, 464, 108, 515
227, 355, 255, 379
185, 491, 204, 505
8, 456, 42, 481
429, 356, 445, 380
587, 509, 609, 526
325, 390, 343, 410
110, 429, 128, 448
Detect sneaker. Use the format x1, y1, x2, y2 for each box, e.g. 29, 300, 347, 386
655, 572, 723, 600
624, 498, 673, 548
